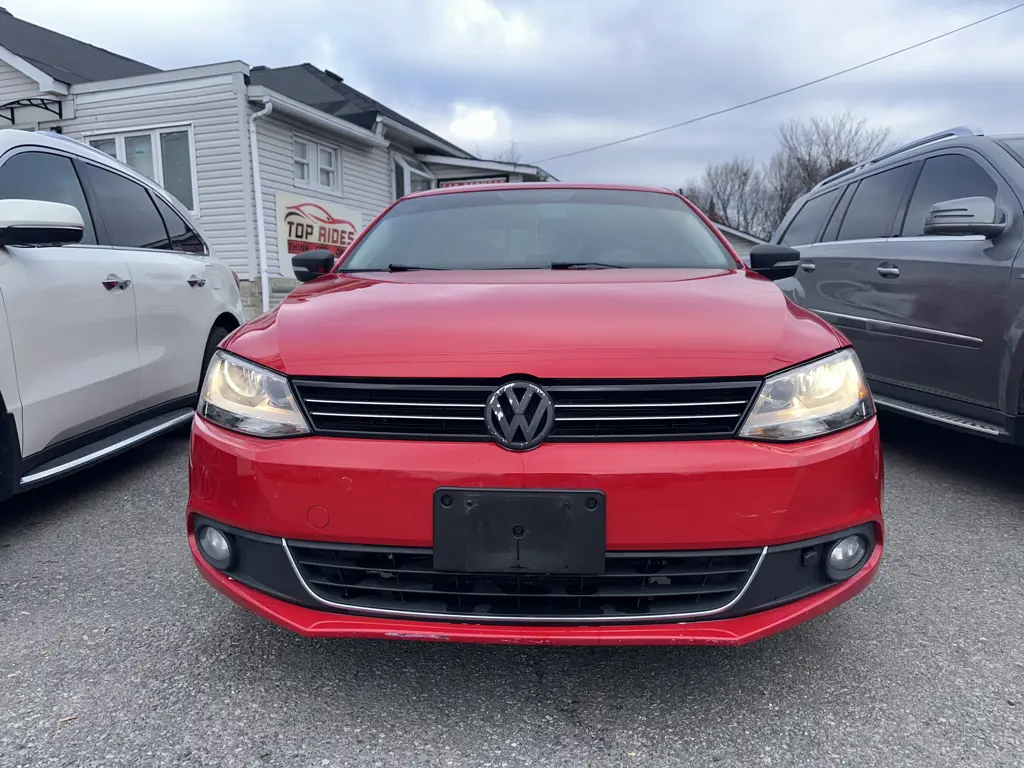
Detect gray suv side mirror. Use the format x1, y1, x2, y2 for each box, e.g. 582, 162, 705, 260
923, 196, 1006, 238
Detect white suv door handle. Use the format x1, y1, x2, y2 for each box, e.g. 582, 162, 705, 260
187, 274, 207, 288
102, 274, 131, 291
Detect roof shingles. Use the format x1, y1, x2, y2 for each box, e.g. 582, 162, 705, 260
0, 10, 470, 161
250, 63, 471, 157
0, 7, 158, 85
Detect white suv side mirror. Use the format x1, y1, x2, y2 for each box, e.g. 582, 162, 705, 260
0, 198, 85, 247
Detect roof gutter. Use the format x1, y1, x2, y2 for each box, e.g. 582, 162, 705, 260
381, 117, 472, 158
248, 96, 273, 313
416, 153, 555, 179
247, 86, 388, 148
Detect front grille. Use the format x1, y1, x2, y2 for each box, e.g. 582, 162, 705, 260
286, 542, 763, 623
291, 378, 760, 442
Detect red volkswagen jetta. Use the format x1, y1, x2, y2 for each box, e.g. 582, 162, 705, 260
187, 184, 883, 646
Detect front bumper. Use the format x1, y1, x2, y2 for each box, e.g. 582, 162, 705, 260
190, 530, 882, 645
187, 415, 883, 644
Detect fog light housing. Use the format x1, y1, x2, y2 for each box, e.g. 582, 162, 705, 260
825, 534, 868, 581
197, 525, 233, 570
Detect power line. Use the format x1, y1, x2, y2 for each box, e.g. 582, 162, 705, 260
530, 3, 1024, 165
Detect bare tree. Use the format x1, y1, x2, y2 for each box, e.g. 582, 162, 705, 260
679, 157, 771, 237
776, 113, 890, 201
679, 112, 892, 239
491, 140, 522, 164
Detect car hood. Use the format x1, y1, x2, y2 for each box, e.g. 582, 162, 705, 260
226, 269, 843, 379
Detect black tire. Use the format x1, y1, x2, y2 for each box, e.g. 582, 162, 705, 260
178, 326, 231, 437
0, 394, 18, 502
200, 326, 231, 390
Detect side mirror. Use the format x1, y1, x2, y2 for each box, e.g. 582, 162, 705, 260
292, 249, 337, 283
0, 199, 84, 247
923, 196, 1006, 238
748, 244, 800, 281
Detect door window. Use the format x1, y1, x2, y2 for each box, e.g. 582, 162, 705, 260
821, 183, 857, 242
81, 164, 171, 250
152, 194, 206, 254
0, 151, 97, 244
900, 154, 999, 237
778, 188, 841, 246
836, 164, 913, 242
87, 126, 198, 212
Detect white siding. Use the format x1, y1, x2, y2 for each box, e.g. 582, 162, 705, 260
725, 233, 755, 261
253, 108, 392, 277
0, 61, 40, 105
61, 73, 252, 275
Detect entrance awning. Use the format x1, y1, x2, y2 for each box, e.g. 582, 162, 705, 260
0, 97, 65, 126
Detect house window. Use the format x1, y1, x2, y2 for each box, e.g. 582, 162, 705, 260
86, 125, 198, 213
293, 138, 309, 182
293, 135, 339, 191
394, 154, 435, 199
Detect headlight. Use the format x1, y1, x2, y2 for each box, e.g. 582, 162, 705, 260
739, 348, 874, 441
198, 351, 309, 438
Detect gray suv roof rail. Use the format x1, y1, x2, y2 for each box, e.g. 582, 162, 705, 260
810, 125, 985, 192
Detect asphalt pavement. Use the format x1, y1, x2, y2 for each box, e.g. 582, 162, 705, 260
1, 415, 1022, 768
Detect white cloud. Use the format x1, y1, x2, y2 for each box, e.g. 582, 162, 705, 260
4, 0, 1023, 185
448, 104, 503, 142
442, 0, 540, 48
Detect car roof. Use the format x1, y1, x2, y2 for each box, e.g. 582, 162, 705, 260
811, 132, 1007, 196
0, 129, 202, 230
403, 182, 682, 200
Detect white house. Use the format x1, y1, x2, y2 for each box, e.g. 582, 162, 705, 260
714, 224, 765, 263
0, 9, 553, 317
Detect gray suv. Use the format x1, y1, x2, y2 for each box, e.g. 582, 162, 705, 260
751, 126, 1024, 444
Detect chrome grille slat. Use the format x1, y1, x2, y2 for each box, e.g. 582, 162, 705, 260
557, 413, 741, 422
305, 399, 483, 408
308, 411, 484, 421
556, 400, 747, 408
286, 540, 765, 623
292, 377, 760, 441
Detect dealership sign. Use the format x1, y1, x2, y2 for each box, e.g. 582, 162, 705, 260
275, 192, 364, 273
438, 176, 510, 188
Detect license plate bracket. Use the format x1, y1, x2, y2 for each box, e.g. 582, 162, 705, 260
432, 488, 606, 575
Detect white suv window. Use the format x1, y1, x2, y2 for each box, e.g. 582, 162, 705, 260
80, 163, 170, 250
0, 151, 97, 244
151, 194, 207, 254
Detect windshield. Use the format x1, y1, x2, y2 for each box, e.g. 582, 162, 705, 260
337, 188, 737, 271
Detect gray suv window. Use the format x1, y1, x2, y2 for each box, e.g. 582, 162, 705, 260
779, 188, 840, 246
901, 154, 998, 237
1001, 138, 1024, 163
837, 164, 913, 241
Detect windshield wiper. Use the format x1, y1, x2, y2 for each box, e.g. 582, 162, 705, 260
338, 264, 446, 272
385, 264, 447, 272
550, 261, 625, 270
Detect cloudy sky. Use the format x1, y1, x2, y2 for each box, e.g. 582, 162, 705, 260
7, 0, 1023, 186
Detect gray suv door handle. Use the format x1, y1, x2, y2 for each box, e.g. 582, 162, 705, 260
800, 261, 816, 272
877, 264, 900, 278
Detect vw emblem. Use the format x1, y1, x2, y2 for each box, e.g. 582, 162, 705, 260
485, 381, 555, 451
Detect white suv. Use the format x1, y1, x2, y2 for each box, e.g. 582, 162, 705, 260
0, 130, 245, 501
